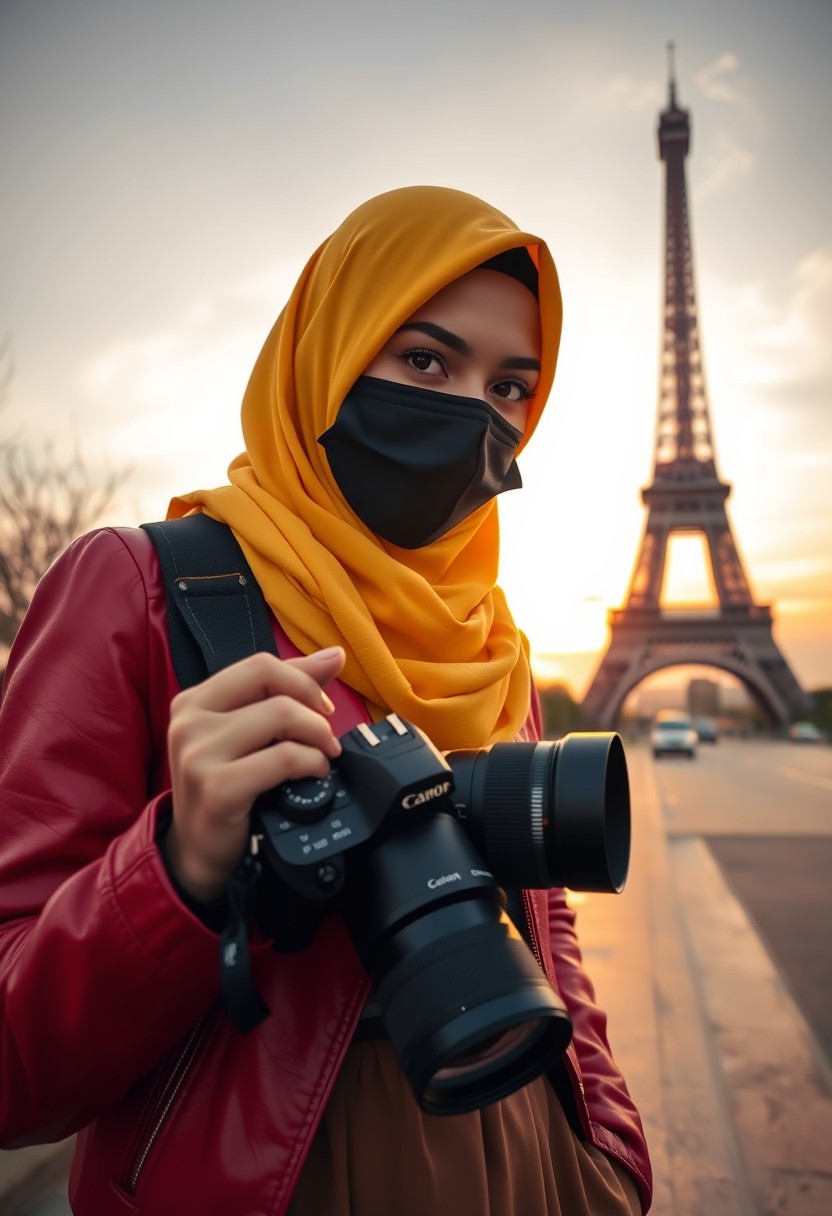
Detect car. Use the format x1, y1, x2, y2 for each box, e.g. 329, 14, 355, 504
650, 710, 698, 759
788, 722, 826, 743
693, 716, 719, 743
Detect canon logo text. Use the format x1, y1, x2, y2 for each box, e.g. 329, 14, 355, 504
427, 872, 462, 890
401, 781, 452, 809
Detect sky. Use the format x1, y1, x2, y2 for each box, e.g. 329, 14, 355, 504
2, 0, 831, 699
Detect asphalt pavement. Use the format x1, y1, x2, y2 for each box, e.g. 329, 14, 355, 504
706, 833, 832, 1064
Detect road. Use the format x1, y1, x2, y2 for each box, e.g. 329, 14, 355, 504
649, 735, 832, 838
647, 735, 832, 1064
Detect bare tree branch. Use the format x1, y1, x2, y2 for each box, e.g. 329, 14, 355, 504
0, 335, 130, 657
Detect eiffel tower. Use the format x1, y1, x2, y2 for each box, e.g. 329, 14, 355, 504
582, 51, 809, 729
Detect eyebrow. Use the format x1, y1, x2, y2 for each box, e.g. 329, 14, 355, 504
396, 321, 540, 373
499, 356, 541, 371
396, 321, 471, 357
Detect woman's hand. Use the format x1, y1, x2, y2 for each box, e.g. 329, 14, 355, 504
164, 647, 346, 901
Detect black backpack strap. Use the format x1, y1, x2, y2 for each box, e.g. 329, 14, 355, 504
141, 515, 278, 690
141, 513, 278, 1033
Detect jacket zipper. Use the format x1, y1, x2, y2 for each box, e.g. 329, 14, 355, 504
126, 1010, 214, 1193
521, 889, 543, 969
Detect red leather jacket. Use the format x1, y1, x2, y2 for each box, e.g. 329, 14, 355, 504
0, 528, 652, 1214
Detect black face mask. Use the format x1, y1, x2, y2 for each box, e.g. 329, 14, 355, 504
318, 375, 523, 549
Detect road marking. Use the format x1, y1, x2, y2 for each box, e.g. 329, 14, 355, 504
776, 765, 832, 793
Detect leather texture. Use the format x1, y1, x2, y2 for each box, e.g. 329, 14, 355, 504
0, 527, 653, 1214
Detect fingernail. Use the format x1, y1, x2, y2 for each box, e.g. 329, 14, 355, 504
313, 647, 343, 660
330, 735, 342, 756
321, 692, 336, 714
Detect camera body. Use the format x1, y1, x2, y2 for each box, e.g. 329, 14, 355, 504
235, 711, 630, 1116
252, 712, 454, 907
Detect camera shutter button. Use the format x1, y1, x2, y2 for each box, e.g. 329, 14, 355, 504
279, 773, 336, 823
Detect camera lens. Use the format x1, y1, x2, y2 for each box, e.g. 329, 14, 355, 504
345, 815, 573, 1115
377, 909, 573, 1115
424, 1016, 556, 1107
446, 732, 630, 893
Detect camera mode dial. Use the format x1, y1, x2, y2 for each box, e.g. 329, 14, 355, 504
279, 773, 336, 824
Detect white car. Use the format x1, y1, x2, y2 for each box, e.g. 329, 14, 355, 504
651, 711, 698, 759
788, 722, 825, 744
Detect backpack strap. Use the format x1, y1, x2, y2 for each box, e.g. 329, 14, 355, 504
141, 514, 278, 1033
141, 515, 278, 689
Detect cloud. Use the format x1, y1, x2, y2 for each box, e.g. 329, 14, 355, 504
79, 262, 304, 518
724, 247, 832, 392
702, 246, 832, 541
595, 74, 660, 115
757, 247, 832, 369
87, 334, 183, 406
694, 132, 756, 201
84, 262, 301, 413
695, 52, 744, 104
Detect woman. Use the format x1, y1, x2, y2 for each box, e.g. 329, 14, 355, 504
0, 186, 652, 1214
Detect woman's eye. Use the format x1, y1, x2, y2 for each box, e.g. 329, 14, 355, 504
403, 349, 447, 376
492, 379, 531, 403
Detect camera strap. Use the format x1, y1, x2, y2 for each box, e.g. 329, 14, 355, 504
141, 515, 279, 1034
141, 515, 278, 685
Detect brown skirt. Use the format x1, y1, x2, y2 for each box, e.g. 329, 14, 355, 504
287, 1041, 640, 1216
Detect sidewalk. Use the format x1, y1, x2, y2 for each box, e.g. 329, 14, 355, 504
3, 747, 831, 1214
0, 1140, 73, 1216
577, 745, 832, 1215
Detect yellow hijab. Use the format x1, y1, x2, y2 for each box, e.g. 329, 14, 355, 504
170, 186, 562, 749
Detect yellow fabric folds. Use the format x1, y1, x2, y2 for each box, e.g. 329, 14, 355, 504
170, 186, 562, 749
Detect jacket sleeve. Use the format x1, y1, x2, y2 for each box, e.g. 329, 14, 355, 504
547, 888, 653, 1210
0, 529, 222, 1147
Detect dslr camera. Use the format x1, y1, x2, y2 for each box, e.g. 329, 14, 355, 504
222, 713, 630, 1116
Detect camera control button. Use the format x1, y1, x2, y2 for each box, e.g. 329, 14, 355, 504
315, 862, 342, 891
279, 774, 335, 823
